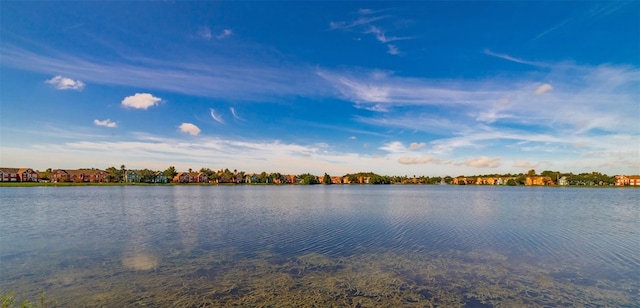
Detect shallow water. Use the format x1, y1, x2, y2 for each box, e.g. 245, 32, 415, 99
1, 185, 638, 306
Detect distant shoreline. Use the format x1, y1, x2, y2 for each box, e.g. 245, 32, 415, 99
0, 182, 635, 188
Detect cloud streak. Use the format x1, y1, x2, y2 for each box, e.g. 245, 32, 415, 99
534, 83, 553, 95
210, 109, 224, 124
456, 156, 501, 168
230, 107, 243, 121
216, 29, 233, 40
1, 45, 328, 102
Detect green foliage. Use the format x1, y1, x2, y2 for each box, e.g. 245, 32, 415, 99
298, 173, 319, 185
323, 173, 331, 185
105, 166, 122, 183
163, 166, 177, 179
1, 291, 57, 308
138, 169, 156, 183
506, 179, 517, 186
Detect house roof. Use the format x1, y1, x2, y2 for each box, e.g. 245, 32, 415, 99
0, 168, 20, 173
65, 169, 106, 176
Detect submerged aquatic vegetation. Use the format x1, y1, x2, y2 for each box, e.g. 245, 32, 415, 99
2, 247, 637, 307
0, 291, 57, 308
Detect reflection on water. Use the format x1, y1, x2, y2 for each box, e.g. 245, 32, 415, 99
1, 186, 638, 306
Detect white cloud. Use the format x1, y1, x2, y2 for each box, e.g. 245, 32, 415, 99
329, 16, 387, 30
2, 45, 326, 102
179, 123, 201, 136
408, 142, 426, 150
198, 26, 212, 40
121, 93, 162, 110
457, 156, 501, 168
398, 156, 438, 164
93, 119, 117, 128
387, 44, 399, 55
366, 26, 412, 44
216, 29, 233, 40
348, 136, 357, 140
379, 141, 408, 154
230, 107, 243, 121
484, 49, 547, 67
534, 83, 553, 95
513, 161, 539, 169
210, 108, 224, 124
45, 75, 85, 90
358, 8, 374, 15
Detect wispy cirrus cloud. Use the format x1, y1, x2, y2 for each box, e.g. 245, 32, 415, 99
198, 27, 232, 40
387, 44, 399, 55
122, 93, 162, 110
216, 29, 233, 40
1, 45, 327, 102
534, 83, 553, 95
210, 109, 224, 124
45, 75, 85, 90
329, 16, 388, 30
321, 55, 639, 137
513, 161, 539, 169
456, 156, 501, 168
483, 49, 546, 67
198, 26, 212, 40
329, 9, 411, 55
366, 26, 413, 44
408, 142, 426, 150
230, 107, 244, 121
398, 156, 439, 165
94, 119, 117, 128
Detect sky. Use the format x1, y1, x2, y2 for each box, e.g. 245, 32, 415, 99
1, 1, 638, 176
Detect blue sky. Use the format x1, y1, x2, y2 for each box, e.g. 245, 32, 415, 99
1, 1, 638, 176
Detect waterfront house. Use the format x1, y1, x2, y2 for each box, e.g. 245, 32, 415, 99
558, 176, 569, 186
245, 173, 260, 183
453, 177, 475, 185
154, 172, 168, 183
173, 172, 190, 183
615, 175, 640, 186
125, 170, 138, 183
51, 169, 71, 182
0, 168, 39, 182
0, 168, 19, 182
65, 169, 107, 183
192, 172, 208, 183
525, 176, 555, 186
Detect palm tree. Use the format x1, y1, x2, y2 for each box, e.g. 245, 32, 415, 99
120, 165, 126, 183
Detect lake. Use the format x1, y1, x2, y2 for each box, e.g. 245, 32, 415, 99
1, 185, 638, 307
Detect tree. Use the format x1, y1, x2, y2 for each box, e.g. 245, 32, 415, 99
527, 169, 537, 177
120, 165, 126, 183
298, 173, 319, 185
139, 169, 156, 183
541, 170, 559, 180
323, 173, 331, 185
164, 166, 177, 180
106, 166, 122, 183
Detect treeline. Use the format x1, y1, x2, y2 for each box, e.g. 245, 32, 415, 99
36, 166, 623, 186
458, 170, 617, 186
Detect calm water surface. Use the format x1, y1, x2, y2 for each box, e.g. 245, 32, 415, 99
1, 186, 638, 307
